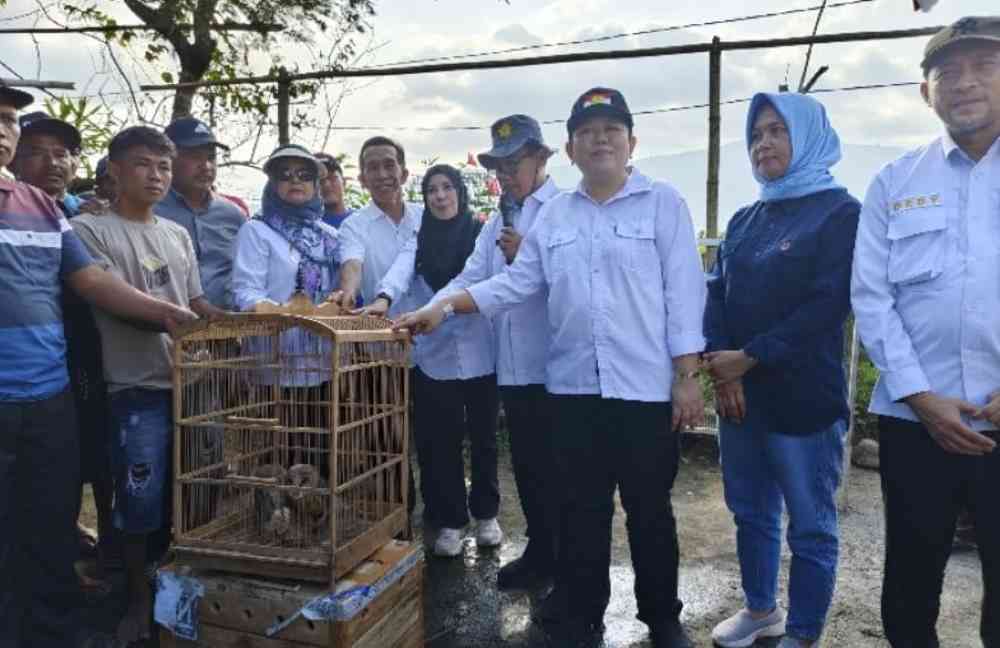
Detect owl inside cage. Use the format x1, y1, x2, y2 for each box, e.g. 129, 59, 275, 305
171, 311, 410, 583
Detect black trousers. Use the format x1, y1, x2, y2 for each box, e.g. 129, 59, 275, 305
412, 368, 500, 529
550, 395, 682, 626
879, 416, 1000, 648
502, 385, 560, 566
0, 389, 81, 648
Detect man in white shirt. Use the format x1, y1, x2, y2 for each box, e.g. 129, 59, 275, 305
395, 88, 705, 648
434, 114, 562, 589
335, 136, 422, 313
850, 16, 1000, 648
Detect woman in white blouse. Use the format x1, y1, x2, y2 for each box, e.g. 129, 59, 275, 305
363, 164, 500, 558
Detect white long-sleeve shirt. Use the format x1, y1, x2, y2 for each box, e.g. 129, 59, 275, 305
467, 169, 706, 403
851, 133, 1000, 430
435, 178, 560, 387
377, 221, 495, 382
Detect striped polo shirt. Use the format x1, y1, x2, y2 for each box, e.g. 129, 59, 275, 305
0, 177, 93, 401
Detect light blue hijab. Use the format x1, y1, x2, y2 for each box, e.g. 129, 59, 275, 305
746, 92, 844, 202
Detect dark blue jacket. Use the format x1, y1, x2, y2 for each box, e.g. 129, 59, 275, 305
704, 188, 860, 435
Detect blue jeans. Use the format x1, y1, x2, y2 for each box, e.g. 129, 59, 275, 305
718, 418, 846, 641
107, 388, 173, 535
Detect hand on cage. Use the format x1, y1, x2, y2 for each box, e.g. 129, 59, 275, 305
352, 297, 390, 318
392, 304, 445, 336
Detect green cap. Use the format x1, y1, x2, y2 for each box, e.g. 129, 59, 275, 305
922, 16, 1000, 72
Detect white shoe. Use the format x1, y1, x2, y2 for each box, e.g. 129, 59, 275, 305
475, 518, 503, 547
433, 528, 464, 557
712, 607, 786, 648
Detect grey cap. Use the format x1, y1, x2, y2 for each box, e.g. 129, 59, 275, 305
0, 84, 34, 110
478, 115, 555, 169
922, 16, 1000, 71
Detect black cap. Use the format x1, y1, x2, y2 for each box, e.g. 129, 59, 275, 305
0, 84, 34, 110
922, 16, 1000, 72
164, 117, 230, 151
314, 152, 343, 175
95, 156, 109, 179
19, 111, 82, 153
477, 114, 555, 169
566, 87, 633, 136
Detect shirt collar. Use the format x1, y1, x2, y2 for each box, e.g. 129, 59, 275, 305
940, 130, 1000, 164
574, 167, 653, 205
167, 186, 216, 212
526, 176, 560, 207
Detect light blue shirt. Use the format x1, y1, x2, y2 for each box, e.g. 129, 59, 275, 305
851, 133, 1000, 430
468, 169, 706, 403
338, 200, 423, 310
435, 178, 560, 387
156, 188, 246, 311
378, 227, 495, 382
231, 219, 340, 387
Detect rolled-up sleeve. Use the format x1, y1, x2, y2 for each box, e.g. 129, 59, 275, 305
376, 235, 416, 303
657, 196, 706, 357
337, 214, 366, 263
467, 224, 545, 319
232, 222, 272, 312
850, 173, 931, 401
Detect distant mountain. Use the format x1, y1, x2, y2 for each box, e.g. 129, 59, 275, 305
549, 141, 908, 234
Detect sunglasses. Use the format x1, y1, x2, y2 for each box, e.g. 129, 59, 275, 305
274, 168, 317, 183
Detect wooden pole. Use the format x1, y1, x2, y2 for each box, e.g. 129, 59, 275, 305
277, 69, 290, 147
0, 78, 75, 90
706, 36, 722, 254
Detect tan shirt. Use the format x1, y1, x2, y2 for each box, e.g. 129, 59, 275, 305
72, 212, 203, 392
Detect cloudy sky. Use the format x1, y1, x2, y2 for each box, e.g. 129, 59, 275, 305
1, 0, 994, 192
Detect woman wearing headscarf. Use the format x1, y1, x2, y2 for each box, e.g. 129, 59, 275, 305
232, 145, 339, 439
703, 93, 860, 648
362, 164, 499, 558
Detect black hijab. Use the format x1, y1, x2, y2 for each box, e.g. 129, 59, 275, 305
415, 164, 483, 292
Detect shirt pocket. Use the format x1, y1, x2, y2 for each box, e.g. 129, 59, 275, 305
886, 207, 949, 287
613, 221, 658, 273
545, 229, 578, 277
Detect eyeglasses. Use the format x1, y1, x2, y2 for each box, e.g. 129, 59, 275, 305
274, 168, 317, 183
495, 152, 532, 175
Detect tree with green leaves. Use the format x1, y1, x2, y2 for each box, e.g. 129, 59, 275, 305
63, 0, 375, 121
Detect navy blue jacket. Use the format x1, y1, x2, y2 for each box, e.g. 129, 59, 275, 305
704, 188, 860, 435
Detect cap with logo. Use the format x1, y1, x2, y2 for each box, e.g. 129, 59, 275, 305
567, 87, 634, 136
477, 114, 555, 169
922, 16, 1000, 72
0, 84, 34, 110
19, 111, 82, 153
263, 144, 322, 178
164, 117, 230, 151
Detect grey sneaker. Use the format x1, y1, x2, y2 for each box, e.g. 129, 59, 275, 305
711, 607, 786, 648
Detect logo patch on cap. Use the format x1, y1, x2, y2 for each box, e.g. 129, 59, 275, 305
497, 122, 513, 139
582, 92, 613, 108
194, 122, 210, 135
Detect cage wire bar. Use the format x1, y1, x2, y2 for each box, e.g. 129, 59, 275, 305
171, 314, 410, 583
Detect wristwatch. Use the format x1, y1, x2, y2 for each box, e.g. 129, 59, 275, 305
441, 302, 455, 321
375, 292, 393, 307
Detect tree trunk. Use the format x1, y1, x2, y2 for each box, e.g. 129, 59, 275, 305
171, 70, 199, 121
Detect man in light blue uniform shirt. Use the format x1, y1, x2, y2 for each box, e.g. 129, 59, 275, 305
156, 117, 244, 310
851, 16, 1000, 648
395, 88, 705, 648
429, 114, 563, 589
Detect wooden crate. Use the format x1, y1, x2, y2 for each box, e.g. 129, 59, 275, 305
159, 540, 424, 648
171, 312, 412, 583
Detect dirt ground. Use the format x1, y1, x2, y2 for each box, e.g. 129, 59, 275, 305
80, 435, 985, 647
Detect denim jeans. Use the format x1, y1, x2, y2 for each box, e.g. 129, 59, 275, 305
718, 417, 846, 641
107, 388, 173, 534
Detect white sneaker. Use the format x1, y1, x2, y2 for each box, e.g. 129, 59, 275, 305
433, 528, 464, 557
712, 607, 786, 648
475, 518, 503, 547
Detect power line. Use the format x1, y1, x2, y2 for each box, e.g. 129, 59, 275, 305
302, 81, 921, 132
364, 0, 875, 70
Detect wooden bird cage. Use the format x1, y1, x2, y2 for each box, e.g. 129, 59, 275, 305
171, 310, 411, 584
